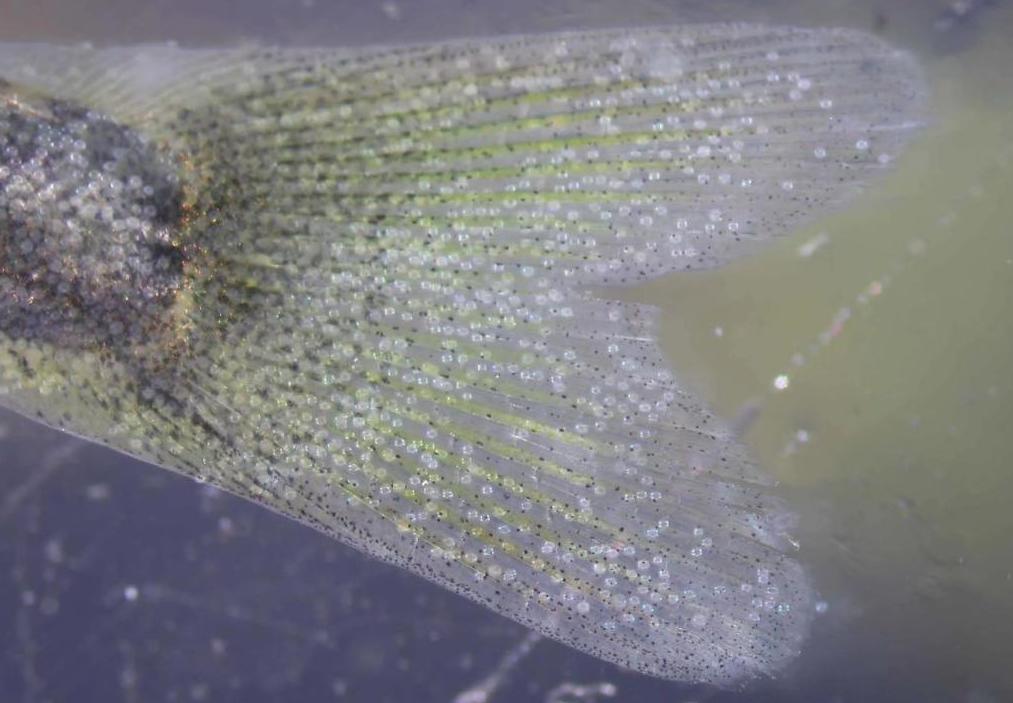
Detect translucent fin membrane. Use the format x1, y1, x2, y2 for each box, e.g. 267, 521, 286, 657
0, 25, 924, 684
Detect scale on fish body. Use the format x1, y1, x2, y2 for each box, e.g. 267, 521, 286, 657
0, 25, 925, 685
0, 81, 194, 359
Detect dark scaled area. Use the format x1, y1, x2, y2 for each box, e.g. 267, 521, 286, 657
0, 81, 187, 356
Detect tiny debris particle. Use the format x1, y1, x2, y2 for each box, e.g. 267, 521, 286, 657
380, 1, 401, 21
85, 483, 111, 501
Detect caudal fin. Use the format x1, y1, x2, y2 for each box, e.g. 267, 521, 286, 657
0, 25, 925, 683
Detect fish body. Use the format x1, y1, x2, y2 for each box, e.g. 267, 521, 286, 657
0, 26, 924, 684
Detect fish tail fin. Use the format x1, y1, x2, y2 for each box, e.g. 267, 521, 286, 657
0, 25, 925, 683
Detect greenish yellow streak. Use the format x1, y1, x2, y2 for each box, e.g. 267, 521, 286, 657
226, 53, 611, 110
257, 185, 690, 215
355, 367, 607, 529
385, 365, 604, 460
267, 126, 709, 170
232, 50, 741, 151
328, 368, 573, 512
369, 400, 684, 604
307, 402, 618, 604
363, 369, 601, 483
363, 393, 664, 605
249, 211, 624, 244
234, 54, 657, 123
265, 92, 709, 157
275, 154, 693, 189
370, 350, 567, 412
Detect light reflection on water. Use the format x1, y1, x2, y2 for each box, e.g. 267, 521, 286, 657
1, 1, 1011, 701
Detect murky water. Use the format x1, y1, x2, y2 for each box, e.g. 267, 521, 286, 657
1, 1, 1010, 702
